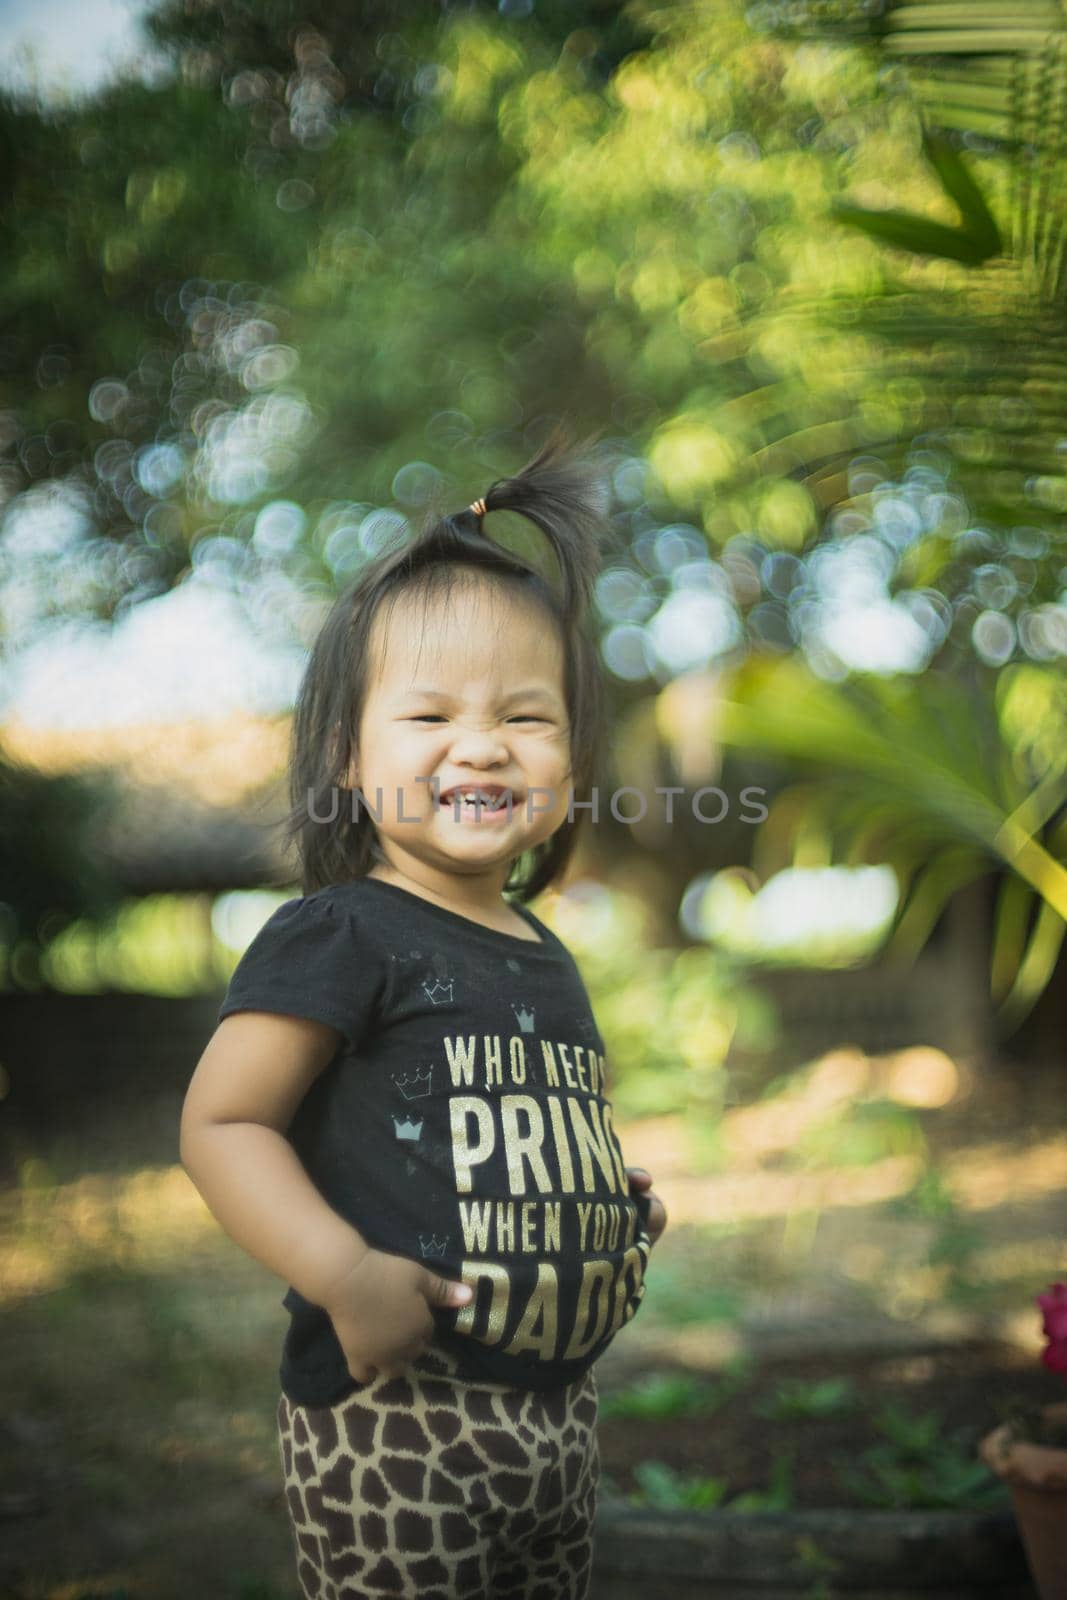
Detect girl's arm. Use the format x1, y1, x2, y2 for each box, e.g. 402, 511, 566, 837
180, 1011, 369, 1307
182, 1010, 473, 1384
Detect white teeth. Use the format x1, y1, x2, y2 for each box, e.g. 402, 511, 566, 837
443, 789, 507, 808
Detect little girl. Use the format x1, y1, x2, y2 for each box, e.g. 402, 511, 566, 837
180, 424, 667, 1600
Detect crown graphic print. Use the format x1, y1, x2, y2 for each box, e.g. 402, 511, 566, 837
392, 1065, 433, 1099
511, 1002, 535, 1032
422, 976, 454, 1005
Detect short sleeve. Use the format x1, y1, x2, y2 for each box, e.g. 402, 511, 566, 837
216, 891, 388, 1052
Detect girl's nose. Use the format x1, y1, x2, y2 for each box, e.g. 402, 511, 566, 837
447, 724, 510, 760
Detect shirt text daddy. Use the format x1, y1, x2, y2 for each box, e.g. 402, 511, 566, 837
436, 1031, 649, 1362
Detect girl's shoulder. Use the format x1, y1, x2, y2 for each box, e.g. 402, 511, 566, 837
229, 881, 388, 970
278, 878, 390, 921
217, 880, 392, 1049
258, 882, 365, 928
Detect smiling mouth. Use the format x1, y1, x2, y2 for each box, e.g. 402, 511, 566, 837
438, 787, 520, 812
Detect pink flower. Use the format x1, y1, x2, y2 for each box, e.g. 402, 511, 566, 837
1042, 1339, 1067, 1378
1037, 1283, 1067, 1343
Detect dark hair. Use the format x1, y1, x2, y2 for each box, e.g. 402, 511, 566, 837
278, 421, 613, 899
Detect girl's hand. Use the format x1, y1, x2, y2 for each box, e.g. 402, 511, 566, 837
626, 1166, 668, 1247
319, 1246, 473, 1384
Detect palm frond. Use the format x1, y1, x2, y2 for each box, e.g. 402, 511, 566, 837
887, 848, 991, 963
830, 127, 1002, 264
995, 894, 1067, 1026
990, 869, 1035, 1001
713, 657, 1067, 1014
770, 0, 1067, 298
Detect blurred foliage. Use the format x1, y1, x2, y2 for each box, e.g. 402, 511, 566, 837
754, 1375, 857, 1421
35, 890, 223, 996
750, 0, 1067, 517
623, 1457, 734, 1509
889, 1163, 987, 1306
1, 0, 1066, 1023
792, 1098, 925, 1168
12, 883, 281, 995
708, 652, 1067, 1028
623, 1252, 746, 1325
5, 0, 1065, 635
143, 0, 653, 113
846, 1402, 1006, 1511
598, 1368, 740, 1420
724, 1452, 797, 1511
546, 881, 778, 1115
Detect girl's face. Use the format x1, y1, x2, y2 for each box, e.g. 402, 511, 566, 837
350, 581, 574, 891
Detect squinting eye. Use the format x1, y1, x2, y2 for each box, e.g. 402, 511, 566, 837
405, 713, 548, 724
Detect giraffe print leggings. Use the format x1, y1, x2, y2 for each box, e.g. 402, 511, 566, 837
276, 1339, 600, 1600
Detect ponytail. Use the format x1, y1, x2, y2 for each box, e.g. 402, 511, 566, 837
386, 419, 610, 625
452, 420, 608, 622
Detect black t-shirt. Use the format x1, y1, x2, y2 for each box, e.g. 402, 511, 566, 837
216, 875, 653, 1404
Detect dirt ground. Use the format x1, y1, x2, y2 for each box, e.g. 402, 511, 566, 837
596, 1339, 1052, 1511
1, 1045, 1064, 1597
